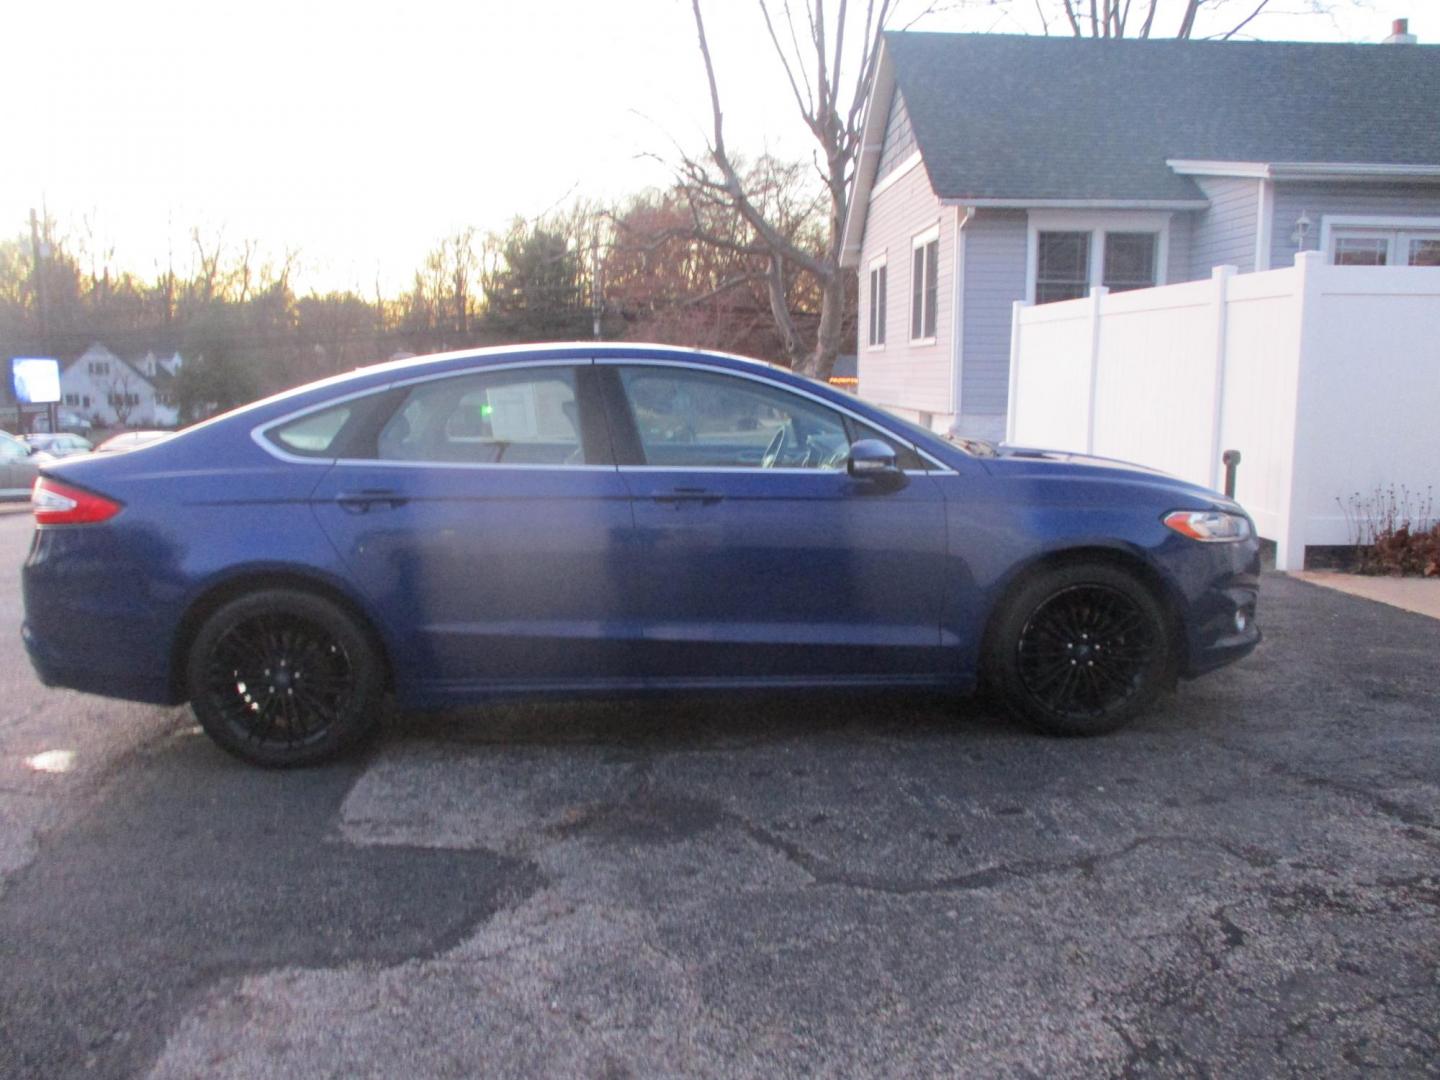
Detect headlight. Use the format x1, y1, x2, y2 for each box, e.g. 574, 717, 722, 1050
1163, 509, 1253, 543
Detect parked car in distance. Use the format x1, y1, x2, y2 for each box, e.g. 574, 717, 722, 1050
1, 430, 48, 501
29, 410, 95, 436
93, 430, 172, 453
21, 344, 1261, 767
23, 433, 94, 458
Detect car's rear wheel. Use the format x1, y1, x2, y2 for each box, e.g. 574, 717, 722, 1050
986, 563, 1172, 737
186, 589, 383, 767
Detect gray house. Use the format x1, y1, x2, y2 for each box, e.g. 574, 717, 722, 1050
841, 27, 1440, 440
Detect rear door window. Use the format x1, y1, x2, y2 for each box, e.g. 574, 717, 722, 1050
376, 367, 589, 465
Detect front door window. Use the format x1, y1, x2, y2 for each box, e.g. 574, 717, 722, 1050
616, 366, 853, 470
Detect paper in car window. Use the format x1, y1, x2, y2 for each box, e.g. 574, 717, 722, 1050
485, 384, 540, 441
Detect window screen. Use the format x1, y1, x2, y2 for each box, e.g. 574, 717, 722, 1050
1102, 233, 1158, 292
1333, 237, 1389, 267
1036, 231, 1091, 304
868, 264, 887, 346
911, 239, 939, 339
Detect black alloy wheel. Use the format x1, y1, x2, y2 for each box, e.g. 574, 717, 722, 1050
988, 563, 1172, 736
187, 590, 384, 766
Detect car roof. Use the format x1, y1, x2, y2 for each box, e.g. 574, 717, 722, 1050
350, 341, 784, 380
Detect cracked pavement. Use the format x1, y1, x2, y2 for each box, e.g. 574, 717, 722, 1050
1, 504, 1437, 1077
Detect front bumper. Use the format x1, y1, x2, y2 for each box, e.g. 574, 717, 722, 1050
1180, 579, 1261, 678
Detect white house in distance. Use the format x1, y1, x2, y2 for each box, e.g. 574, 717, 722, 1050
841, 24, 1440, 441
61, 343, 183, 428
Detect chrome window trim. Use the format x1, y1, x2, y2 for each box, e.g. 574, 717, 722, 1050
250, 354, 958, 474
615, 465, 933, 477
601, 356, 956, 473
331, 459, 618, 473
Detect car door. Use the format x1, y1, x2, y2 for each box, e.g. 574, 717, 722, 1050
599, 360, 950, 681
298, 361, 635, 696
0, 433, 33, 496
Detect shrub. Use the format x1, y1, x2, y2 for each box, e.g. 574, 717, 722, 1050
1338, 485, 1440, 577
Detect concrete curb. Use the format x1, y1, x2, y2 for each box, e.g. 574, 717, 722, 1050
1290, 570, 1440, 621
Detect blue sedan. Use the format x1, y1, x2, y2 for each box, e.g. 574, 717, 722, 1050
20, 344, 1260, 766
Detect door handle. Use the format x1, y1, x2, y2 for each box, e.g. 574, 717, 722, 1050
651, 488, 724, 507
335, 489, 408, 513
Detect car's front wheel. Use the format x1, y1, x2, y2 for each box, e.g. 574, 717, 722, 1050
186, 589, 384, 767
986, 563, 1172, 737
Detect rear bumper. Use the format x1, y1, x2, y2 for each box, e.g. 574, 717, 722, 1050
21, 522, 187, 706
21, 620, 182, 705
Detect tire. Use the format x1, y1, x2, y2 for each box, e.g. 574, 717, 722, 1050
985, 562, 1172, 737
186, 589, 384, 767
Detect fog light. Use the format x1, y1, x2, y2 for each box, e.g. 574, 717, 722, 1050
1235, 610, 1248, 633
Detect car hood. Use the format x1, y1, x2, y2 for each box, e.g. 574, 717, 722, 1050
985, 444, 1236, 508
994, 445, 1171, 475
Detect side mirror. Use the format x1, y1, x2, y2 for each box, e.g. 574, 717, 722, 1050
847, 439, 908, 491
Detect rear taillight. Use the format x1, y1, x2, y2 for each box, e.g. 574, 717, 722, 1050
32, 477, 123, 526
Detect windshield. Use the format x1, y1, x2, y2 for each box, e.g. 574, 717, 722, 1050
861, 405, 998, 458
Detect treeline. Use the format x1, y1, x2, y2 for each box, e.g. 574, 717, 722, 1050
0, 158, 850, 421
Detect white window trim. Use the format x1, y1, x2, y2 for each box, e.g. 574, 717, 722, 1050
1025, 210, 1172, 304
1318, 214, 1440, 265
867, 253, 888, 351
910, 226, 941, 345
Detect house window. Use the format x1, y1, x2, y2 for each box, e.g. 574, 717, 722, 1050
1036, 232, 1092, 303
1102, 233, 1158, 292
1036, 229, 1160, 304
867, 258, 887, 347
1333, 237, 1388, 266
1329, 224, 1440, 267
1409, 238, 1440, 266
910, 232, 938, 341
88, 361, 110, 376
64, 393, 79, 406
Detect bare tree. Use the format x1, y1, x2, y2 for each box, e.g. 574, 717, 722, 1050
1006, 0, 1345, 40
683, 0, 894, 380
107, 367, 139, 427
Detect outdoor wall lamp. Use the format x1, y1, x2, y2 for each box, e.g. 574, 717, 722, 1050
1291, 212, 1313, 249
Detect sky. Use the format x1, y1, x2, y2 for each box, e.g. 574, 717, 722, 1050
2, 0, 1422, 294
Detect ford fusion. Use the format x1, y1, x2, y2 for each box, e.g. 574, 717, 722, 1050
21, 344, 1260, 766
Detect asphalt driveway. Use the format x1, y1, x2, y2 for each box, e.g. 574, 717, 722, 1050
1, 506, 1436, 1078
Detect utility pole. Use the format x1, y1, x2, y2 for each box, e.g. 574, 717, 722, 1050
28, 208, 54, 435
591, 227, 602, 341
29, 209, 49, 344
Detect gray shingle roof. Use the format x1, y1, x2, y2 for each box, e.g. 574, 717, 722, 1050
887, 32, 1440, 202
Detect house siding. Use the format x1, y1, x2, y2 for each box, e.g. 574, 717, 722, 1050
857, 163, 952, 421
1270, 181, 1440, 269
1167, 211, 1193, 284
1190, 176, 1259, 276
876, 91, 917, 182
960, 210, 1027, 432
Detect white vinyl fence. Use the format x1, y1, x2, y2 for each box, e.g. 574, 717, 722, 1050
1007, 252, 1440, 570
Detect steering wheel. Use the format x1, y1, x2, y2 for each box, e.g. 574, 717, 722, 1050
761, 425, 787, 468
